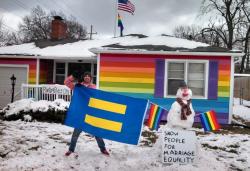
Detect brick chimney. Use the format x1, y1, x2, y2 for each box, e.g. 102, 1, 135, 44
51, 16, 67, 40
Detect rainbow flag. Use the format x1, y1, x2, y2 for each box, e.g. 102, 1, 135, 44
199, 110, 221, 132
118, 13, 124, 37
147, 103, 166, 130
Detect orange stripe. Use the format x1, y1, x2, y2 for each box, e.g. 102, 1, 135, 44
147, 104, 156, 127
100, 61, 155, 68
218, 70, 230, 76
218, 75, 230, 81
210, 110, 220, 130
100, 72, 154, 78
100, 67, 155, 73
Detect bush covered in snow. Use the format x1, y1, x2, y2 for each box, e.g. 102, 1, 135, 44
0, 99, 69, 123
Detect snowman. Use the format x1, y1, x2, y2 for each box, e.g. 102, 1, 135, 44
166, 81, 195, 129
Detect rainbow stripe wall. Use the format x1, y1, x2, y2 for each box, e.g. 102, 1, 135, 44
99, 53, 232, 124
99, 56, 155, 96
0, 58, 37, 84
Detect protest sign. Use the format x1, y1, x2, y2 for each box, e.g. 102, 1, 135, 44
162, 128, 197, 165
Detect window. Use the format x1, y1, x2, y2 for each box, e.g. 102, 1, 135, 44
55, 63, 65, 84
166, 60, 208, 98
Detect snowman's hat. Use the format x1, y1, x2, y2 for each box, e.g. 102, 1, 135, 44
179, 81, 187, 88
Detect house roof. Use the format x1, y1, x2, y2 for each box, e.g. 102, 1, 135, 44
0, 34, 243, 60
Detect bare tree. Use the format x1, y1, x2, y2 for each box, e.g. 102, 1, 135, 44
19, 6, 51, 42
200, 0, 246, 49
19, 6, 87, 42
0, 19, 5, 46
66, 16, 87, 40
239, 1, 250, 73
173, 25, 203, 41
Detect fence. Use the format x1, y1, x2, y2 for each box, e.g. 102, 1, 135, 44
234, 74, 250, 104
21, 84, 71, 102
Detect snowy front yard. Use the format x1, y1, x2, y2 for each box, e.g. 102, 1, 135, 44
0, 98, 250, 171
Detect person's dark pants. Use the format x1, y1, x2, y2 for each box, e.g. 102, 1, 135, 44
69, 128, 106, 152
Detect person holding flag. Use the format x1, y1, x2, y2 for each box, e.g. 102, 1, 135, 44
64, 72, 110, 157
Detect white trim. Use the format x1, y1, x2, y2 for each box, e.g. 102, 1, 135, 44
164, 59, 208, 99
96, 53, 100, 89
90, 48, 244, 57
0, 64, 29, 84
229, 56, 235, 124
234, 73, 250, 77
36, 58, 40, 85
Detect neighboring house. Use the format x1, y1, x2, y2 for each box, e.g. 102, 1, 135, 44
0, 17, 242, 124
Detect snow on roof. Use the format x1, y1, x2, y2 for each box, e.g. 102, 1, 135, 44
0, 35, 210, 59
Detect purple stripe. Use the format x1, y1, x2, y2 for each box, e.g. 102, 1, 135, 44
154, 59, 165, 98
208, 61, 218, 99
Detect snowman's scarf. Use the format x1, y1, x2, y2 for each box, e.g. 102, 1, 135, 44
176, 98, 192, 120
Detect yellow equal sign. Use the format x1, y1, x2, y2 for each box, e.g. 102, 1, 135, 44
85, 114, 122, 132
84, 97, 127, 132
88, 97, 126, 114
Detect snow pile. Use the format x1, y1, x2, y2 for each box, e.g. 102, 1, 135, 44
0, 35, 209, 58
2, 98, 69, 117
233, 98, 250, 122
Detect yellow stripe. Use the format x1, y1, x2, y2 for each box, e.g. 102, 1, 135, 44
206, 112, 215, 130
88, 98, 126, 114
100, 86, 154, 94
149, 105, 158, 128
84, 114, 122, 132
218, 81, 230, 86
100, 77, 154, 83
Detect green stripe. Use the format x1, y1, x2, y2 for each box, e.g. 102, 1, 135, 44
218, 86, 230, 92
204, 113, 212, 130
100, 81, 154, 89
152, 106, 159, 129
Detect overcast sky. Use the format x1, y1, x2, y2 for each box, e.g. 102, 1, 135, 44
0, 0, 204, 38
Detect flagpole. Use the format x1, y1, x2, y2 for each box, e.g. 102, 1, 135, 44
114, 0, 118, 37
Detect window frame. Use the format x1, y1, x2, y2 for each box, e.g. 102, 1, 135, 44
164, 59, 209, 99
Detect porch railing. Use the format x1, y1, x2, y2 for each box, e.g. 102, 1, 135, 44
21, 84, 72, 102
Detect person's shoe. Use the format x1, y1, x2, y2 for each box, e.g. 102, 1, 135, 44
101, 149, 110, 156
65, 151, 73, 156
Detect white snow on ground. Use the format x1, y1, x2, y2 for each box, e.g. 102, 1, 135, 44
1, 121, 249, 171
0, 98, 250, 170
233, 98, 250, 122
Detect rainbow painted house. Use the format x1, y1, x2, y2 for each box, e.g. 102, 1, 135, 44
0, 18, 242, 125
91, 38, 242, 125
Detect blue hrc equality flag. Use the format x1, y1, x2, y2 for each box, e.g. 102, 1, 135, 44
64, 85, 149, 145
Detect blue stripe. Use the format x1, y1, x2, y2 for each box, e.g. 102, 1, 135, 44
200, 113, 211, 131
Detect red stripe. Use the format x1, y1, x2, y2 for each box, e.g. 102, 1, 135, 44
210, 110, 220, 129
101, 53, 231, 60
147, 104, 155, 127
100, 61, 154, 68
